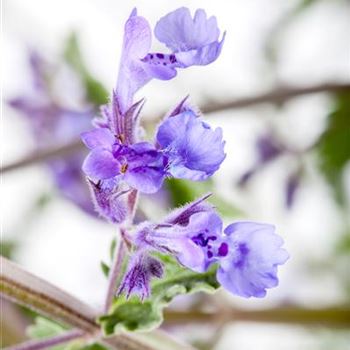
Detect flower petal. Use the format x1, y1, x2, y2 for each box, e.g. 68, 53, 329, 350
116, 10, 152, 113
82, 149, 120, 180
155, 8, 220, 52
218, 222, 289, 298
124, 166, 165, 194
81, 128, 115, 150
157, 109, 225, 180
175, 33, 225, 67
156, 111, 195, 148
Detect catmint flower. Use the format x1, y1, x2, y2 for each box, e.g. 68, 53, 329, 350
217, 222, 289, 298
134, 196, 288, 298
117, 7, 225, 113
156, 108, 226, 180
81, 128, 166, 194
134, 194, 214, 272
118, 251, 163, 300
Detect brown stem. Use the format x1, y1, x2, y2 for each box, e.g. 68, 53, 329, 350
2, 81, 349, 175
200, 81, 350, 114
164, 307, 350, 328
1, 140, 84, 174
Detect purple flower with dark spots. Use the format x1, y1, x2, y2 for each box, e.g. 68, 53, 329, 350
217, 222, 289, 298
134, 195, 215, 271
135, 222, 205, 272
133, 196, 288, 298
117, 8, 224, 113
81, 128, 166, 193
180, 211, 226, 271
118, 252, 163, 300
156, 109, 226, 180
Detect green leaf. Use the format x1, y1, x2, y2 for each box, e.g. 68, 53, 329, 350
166, 178, 243, 218
100, 238, 120, 278
63, 33, 108, 106
100, 261, 110, 277
26, 317, 72, 350
27, 317, 106, 350
110, 238, 117, 260
98, 255, 219, 334
0, 240, 16, 259
317, 92, 350, 205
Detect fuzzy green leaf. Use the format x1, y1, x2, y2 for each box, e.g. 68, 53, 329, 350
98, 256, 219, 334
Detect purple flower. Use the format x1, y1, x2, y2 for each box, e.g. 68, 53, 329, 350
256, 134, 284, 164
217, 222, 289, 298
153, 8, 225, 67
81, 128, 166, 194
8, 50, 96, 216
134, 194, 214, 271
134, 196, 288, 298
135, 222, 205, 272
285, 171, 301, 209
238, 133, 284, 186
118, 252, 163, 300
116, 8, 225, 113
156, 109, 226, 180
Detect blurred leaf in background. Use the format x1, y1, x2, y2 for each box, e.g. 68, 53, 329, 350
317, 92, 350, 205
27, 317, 107, 350
63, 33, 108, 106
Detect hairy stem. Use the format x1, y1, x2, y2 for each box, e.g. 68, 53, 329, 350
2, 81, 349, 174
103, 238, 126, 313
4, 329, 85, 350
0, 257, 98, 332
0, 257, 191, 350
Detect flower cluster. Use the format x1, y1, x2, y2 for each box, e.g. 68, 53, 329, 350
81, 8, 226, 223
80, 7, 288, 300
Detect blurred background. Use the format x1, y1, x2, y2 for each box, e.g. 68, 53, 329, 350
2, 0, 350, 349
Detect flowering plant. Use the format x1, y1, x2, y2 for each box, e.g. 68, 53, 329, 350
77, 7, 288, 332
3, 6, 289, 349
